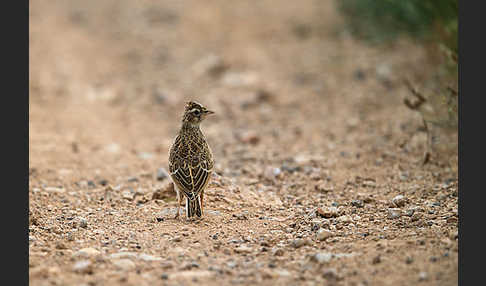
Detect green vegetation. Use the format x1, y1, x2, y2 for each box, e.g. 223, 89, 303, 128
337, 0, 457, 58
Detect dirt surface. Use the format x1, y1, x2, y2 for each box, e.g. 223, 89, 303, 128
29, 1, 458, 285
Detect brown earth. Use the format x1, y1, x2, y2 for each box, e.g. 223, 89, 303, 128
29, 1, 458, 285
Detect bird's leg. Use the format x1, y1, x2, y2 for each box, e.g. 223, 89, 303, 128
174, 185, 181, 219
200, 191, 204, 216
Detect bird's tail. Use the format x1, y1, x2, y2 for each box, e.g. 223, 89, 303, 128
186, 195, 202, 218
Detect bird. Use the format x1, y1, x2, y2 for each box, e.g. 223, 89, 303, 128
169, 101, 214, 219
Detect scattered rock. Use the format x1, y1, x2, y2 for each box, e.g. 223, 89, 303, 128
322, 268, 339, 280
317, 228, 333, 241
404, 209, 415, 217
310, 219, 323, 231
156, 168, 169, 181
43, 187, 65, 193
447, 216, 458, 224
72, 260, 92, 274
109, 252, 138, 259
234, 245, 253, 254
181, 261, 200, 270
66, 232, 75, 241
418, 271, 428, 281
291, 239, 310, 248
271, 247, 284, 256
273, 269, 291, 278
311, 252, 333, 264
317, 207, 339, 218
79, 217, 88, 228
138, 254, 162, 261
55, 242, 67, 250
112, 259, 136, 271
205, 210, 222, 216
362, 179, 376, 188
98, 179, 109, 186
122, 190, 135, 201
281, 162, 300, 173
264, 167, 282, 180
127, 176, 139, 183
411, 212, 422, 222
387, 208, 402, 219
449, 230, 458, 240
392, 195, 407, 207
152, 182, 174, 200
232, 212, 248, 220
372, 255, 381, 264
337, 215, 352, 224
351, 199, 364, 208
73, 248, 101, 258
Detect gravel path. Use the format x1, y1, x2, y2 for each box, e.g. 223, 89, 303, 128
29, 1, 458, 285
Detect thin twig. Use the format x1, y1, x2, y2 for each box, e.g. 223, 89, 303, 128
403, 79, 426, 110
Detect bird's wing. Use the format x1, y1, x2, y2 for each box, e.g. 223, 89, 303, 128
169, 137, 212, 201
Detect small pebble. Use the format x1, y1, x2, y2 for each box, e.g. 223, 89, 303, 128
387, 208, 402, 219
322, 268, 338, 280
392, 195, 407, 207
234, 245, 252, 254
337, 215, 352, 224
317, 207, 339, 218
312, 252, 333, 264
98, 179, 109, 186
79, 218, 88, 228
112, 259, 136, 271
317, 228, 333, 241
127, 176, 139, 183
291, 239, 309, 248
156, 168, 169, 181
138, 254, 162, 261
351, 200, 364, 208
418, 271, 428, 281
73, 248, 100, 258
372, 255, 381, 264
73, 260, 92, 274
411, 212, 422, 222
271, 247, 284, 256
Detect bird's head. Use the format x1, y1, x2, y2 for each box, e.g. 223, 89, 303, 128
182, 101, 214, 124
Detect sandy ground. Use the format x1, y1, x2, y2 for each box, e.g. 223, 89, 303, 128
29, 1, 458, 285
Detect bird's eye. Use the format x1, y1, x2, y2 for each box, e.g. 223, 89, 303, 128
193, 110, 200, 116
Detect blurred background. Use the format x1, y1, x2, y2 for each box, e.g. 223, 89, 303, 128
29, 0, 457, 174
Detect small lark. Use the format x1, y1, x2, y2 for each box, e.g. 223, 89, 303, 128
169, 101, 214, 219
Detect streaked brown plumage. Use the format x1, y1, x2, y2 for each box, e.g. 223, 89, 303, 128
169, 101, 214, 218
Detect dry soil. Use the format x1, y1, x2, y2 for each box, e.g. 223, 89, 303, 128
29, 1, 458, 285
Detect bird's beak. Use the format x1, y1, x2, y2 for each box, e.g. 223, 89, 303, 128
204, 110, 215, 115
